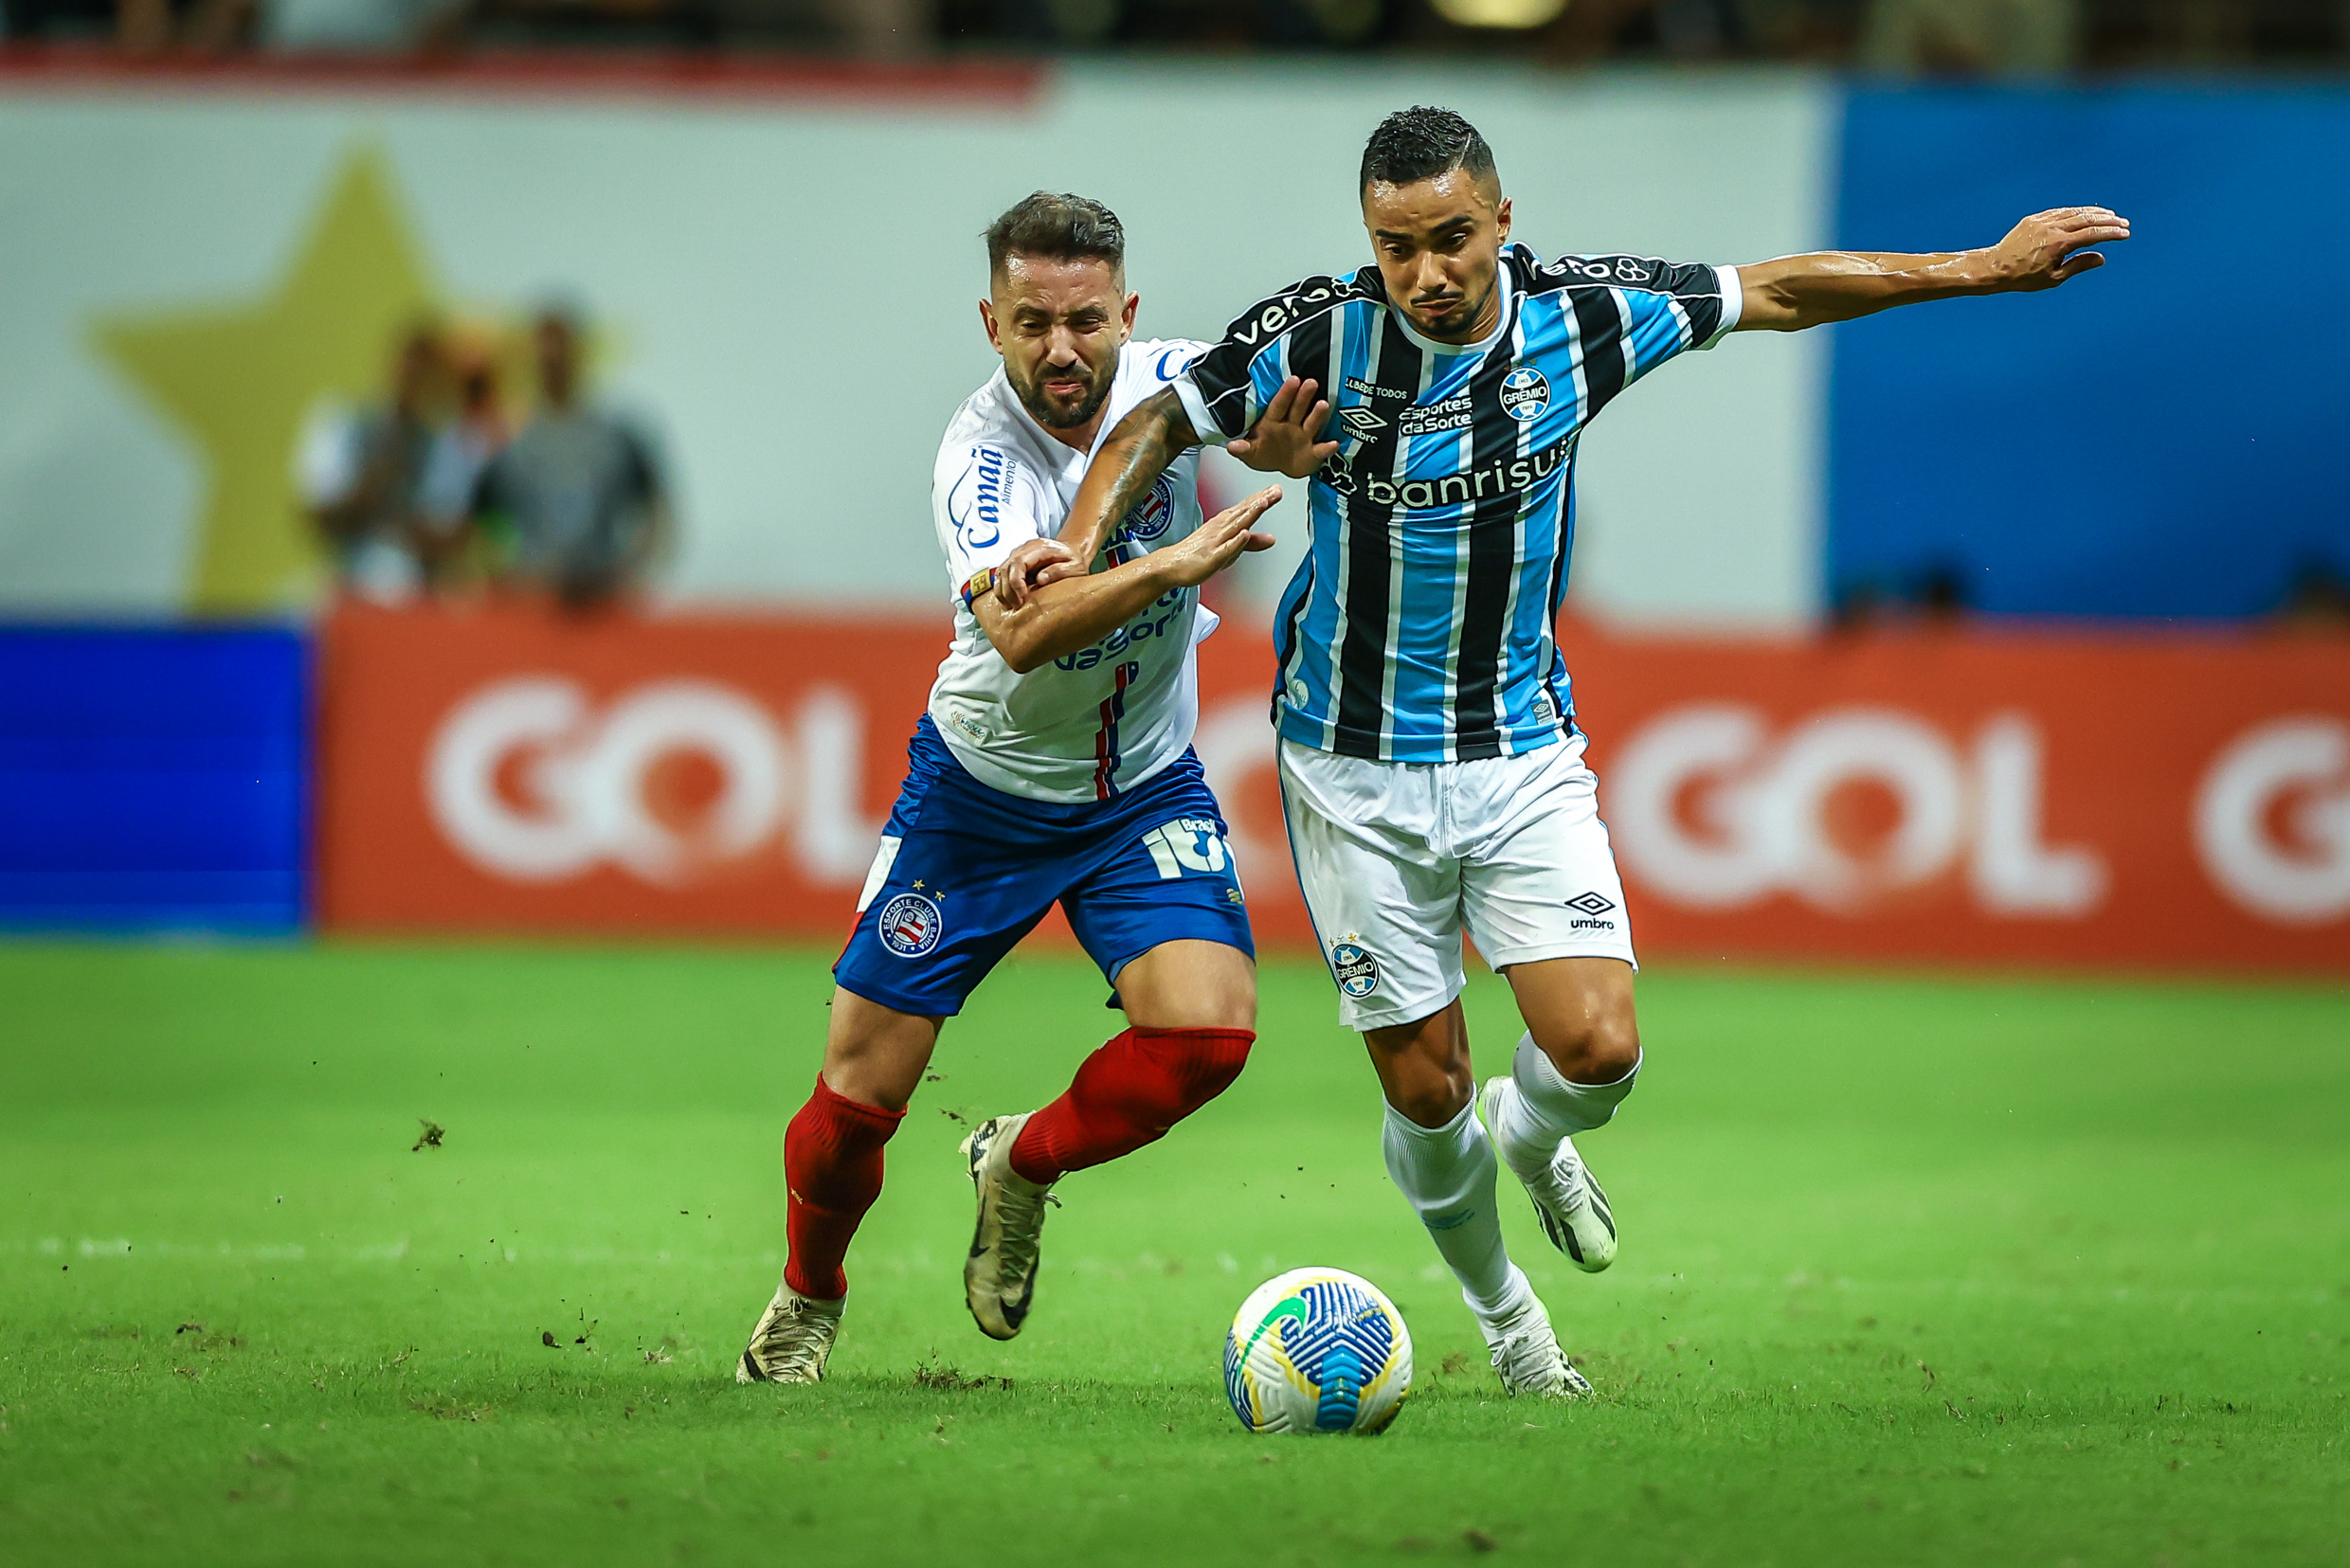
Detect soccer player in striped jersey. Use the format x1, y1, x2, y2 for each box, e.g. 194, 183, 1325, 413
1002, 107, 2128, 1397
737, 193, 1287, 1384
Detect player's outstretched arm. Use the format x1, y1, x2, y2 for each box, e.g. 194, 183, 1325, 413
1735, 207, 2131, 332
975, 486, 1279, 675
995, 388, 1202, 609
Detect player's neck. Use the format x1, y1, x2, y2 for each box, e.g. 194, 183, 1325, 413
1039, 408, 1108, 455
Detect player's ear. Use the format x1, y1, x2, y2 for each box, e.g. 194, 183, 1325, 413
980, 297, 1003, 354
1120, 292, 1139, 340
1494, 195, 1512, 244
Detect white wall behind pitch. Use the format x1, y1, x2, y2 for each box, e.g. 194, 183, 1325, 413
0, 64, 1831, 627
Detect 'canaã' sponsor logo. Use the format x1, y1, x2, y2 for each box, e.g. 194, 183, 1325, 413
1318, 435, 1577, 512
947, 444, 1016, 549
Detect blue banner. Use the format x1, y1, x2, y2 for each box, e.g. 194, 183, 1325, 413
1832, 85, 2350, 620
0, 626, 308, 932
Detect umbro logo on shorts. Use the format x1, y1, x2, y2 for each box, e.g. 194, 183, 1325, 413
1564, 892, 1616, 916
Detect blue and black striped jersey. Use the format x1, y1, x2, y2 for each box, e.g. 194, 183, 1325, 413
1171, 243, 1740, 764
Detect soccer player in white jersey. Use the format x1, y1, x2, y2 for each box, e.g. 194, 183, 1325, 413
1002, 108, 2129, 1397
736, 193, 1285, 1384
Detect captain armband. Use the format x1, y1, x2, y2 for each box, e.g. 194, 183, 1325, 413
959, 567, 1001, 610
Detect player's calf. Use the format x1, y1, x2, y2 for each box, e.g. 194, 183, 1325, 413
963, 1024, 1255, 1340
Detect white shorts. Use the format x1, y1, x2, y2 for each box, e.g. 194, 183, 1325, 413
1278, 733, 1636, 1032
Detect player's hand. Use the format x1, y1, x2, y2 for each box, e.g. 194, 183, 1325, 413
1159, 487, 1280, 587
992, 537, 1082, 610
1986, 207, 2131, 292
1228, 376, 1340, 480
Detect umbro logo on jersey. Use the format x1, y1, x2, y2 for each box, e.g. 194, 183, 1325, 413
1339, 406, 1387, 437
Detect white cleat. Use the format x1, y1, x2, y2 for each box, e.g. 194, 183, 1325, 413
1481, 1077, 1618, 1273
961, 1112, 1052, 1342
1482, 1296, 1595, 1399
737, 1284, 843, 1385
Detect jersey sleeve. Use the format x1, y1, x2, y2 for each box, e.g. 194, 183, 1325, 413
1548, 255, 1743, 387
1169, 276, 1362, 446
932, 439, 1055, 604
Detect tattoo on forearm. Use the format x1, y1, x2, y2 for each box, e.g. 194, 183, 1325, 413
1061, 393, 1189, 553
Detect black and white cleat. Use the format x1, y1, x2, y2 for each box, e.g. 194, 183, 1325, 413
960, 1111, 1053, 1341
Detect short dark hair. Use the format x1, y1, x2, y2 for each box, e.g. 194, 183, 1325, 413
1359, 106, 1498, 195
985, 191, 1126, 280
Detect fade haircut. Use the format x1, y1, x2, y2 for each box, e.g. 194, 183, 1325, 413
1359, 106, 1499, 196
985, 191, 1126, 283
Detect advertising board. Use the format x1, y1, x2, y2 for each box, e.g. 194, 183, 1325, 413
318, 603, 2350, 973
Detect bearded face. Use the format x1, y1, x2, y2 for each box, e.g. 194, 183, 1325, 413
985, 253, 1136, 437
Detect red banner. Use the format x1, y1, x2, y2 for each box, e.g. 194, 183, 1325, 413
316, 603, 2350, 973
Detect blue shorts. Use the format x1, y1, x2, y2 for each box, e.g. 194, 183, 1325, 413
833, 715, 1256, 1018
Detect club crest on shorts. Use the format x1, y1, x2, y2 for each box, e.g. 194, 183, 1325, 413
1500, 367, 1550, 423
1329, 939, 1381, 999
878, 892, 945, 958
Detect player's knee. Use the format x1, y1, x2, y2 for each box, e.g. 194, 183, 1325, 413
1161, 1025, 1254, 1108
1387, 1057, 1473, 1127
1539, 1008, 1640, 1086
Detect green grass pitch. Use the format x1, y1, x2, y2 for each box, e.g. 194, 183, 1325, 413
1, 941, 2343, 1566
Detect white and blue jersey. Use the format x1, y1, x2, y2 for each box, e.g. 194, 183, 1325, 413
834, 337, 1253, 1018
1170, 244, 1741, 764
927, 338, 1218, 802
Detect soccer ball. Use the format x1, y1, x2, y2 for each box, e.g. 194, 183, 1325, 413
1222, 1266, 1412, 1434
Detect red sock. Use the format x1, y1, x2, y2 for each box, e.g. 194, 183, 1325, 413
782, 1074, 904, 1301
1009, 1025, 1255, 1185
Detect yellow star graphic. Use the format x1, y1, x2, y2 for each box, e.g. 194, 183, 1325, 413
93, 146, 442, 612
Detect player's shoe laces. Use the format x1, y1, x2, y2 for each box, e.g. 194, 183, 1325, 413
736, 1285, 843, 1385
1480, 1077, 1618, 1273
961, 1111, 1052, 1342
1482, 1297, 1594, 1399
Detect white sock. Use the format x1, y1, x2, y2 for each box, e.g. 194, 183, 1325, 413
1491, 1036, 1641, 1179
1382, 1100, 1532, 1325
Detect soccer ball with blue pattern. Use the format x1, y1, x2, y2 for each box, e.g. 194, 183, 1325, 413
1223, 1267, 1412, 1434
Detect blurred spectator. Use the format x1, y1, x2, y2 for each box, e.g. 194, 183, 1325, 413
298, 325, 455, 604
414, 330, 511, 575
258, 0, 463, 50
472, 308, 668, 610
1859, 0, 2076, 73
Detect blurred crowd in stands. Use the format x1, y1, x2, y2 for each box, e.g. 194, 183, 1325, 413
300, 307, 667, 609
5, 0, 2348, 68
